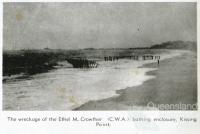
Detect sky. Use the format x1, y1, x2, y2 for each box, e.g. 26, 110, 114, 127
3, 2, 197, 50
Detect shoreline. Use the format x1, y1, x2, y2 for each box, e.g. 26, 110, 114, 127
74, 50, 197, 110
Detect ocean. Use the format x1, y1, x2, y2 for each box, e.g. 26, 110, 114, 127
3, 50, 183, 110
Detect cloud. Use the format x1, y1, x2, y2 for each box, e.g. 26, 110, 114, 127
3, 2, 197, 50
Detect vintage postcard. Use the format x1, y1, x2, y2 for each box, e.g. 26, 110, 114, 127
0, 0, 199, 134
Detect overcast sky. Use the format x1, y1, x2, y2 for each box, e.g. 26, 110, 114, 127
3, 2, 196, 50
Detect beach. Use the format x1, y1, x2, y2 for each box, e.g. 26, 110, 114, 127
3, 49, 197, 110
75, 50, 197, 110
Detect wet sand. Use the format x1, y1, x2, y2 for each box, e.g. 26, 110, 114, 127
75, 51, 197, 110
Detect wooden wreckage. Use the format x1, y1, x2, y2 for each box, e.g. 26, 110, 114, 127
66, 58, 98, 68
66, 55, 160, 68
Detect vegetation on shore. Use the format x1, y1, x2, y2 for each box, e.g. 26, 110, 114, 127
150, 41, 196, 51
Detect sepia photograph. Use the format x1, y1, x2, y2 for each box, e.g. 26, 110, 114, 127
3, 2, 197, 111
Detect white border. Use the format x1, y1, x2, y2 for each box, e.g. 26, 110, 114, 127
0, 1, 199, 134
